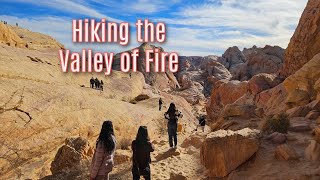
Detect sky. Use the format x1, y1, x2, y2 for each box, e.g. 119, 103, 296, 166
0, 0, 308, 56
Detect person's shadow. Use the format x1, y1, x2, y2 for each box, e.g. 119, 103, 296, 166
154, 148, 180, 162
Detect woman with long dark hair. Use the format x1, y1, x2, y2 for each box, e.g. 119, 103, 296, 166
164, 103, 183, 148
90, 121, 116, 180
132, 126, 154, 180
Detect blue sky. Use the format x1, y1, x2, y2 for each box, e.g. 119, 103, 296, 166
0, 0, 308, 56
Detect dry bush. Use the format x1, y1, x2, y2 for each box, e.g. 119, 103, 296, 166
262, 113, 290, 133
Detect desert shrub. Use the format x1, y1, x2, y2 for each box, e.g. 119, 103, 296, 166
117, 137, 131, 150
134, 94, 150, 102
264, 113, 290, 133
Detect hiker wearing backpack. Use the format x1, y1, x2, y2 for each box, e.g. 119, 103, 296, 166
195, 115, 206, 132
164, 103, 183, 148
90, 121, 116, 180
132, 126, 154, 180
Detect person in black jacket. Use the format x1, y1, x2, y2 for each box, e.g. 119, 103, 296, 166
90, 77, 95, 88
159, 98, 163, 111
195, 115, 206, 132
164, 103, 183, 148
132, 126, 154, 180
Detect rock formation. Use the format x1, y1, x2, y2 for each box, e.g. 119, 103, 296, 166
0, 23, 27, 48
280, 0, 320, 77
200, 128, 260, 177
219, 45, 284, 81
113, 43, 180, 90
51, 137, 93, 174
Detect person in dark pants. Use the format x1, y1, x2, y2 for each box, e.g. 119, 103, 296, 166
100, 80, 104, 91
159, 98, 163, 111
95, 77, 100, 89
164, 103, 183, 148
195, 115, 206, 132
90, 77, 95, 88
132, 126, 154, 180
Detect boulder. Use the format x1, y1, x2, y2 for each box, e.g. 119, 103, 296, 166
206, 80, 248, 121
255, 84, 288, 116
289, 117, 312, 132
305, 140, 320, 161
248, 73, 278, 95
265, 132, 287, 144
274, 144, 299, 160
50, 137, 93, 175
200, 128, 260, 177
280, 0, 320, 77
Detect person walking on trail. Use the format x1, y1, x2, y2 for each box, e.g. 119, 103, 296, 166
90, 77, 95, 88
100, 80, 104, 91
195, 115, 206, 132
159, 98, 163, 111
132, 126, 154, 180
164, 103, 183, 148
90, 121, 116, 180
95, 77, 100, 89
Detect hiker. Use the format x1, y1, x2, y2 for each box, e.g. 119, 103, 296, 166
90, 121, 116, 180
16, 23, 18, 27
159, 98, 163, 111
90, 77, 95, 88
195, 115, 206, 132
95, 77, 100, 89
100, 80, 104, 91
164, 103, 183, 148
132, 126, 154, 180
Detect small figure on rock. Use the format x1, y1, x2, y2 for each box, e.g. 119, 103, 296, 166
100, 80, 104, 91
95, 77, 100, 89
132, 126, 154, 180
164, 103, 183, 148
16, 23, 18, 27
195, 115, 206, 132
159, 98, 163, 111
90, 121, 116, 180
90, 77, 95, 88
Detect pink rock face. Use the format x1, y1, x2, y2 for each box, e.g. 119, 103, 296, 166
206, 80, 248, 121
280, 0, 320, 77
200, 128, 259, 178
255, 84, 288, 116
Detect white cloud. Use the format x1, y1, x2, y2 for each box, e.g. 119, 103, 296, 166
0, 0, 309, 56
